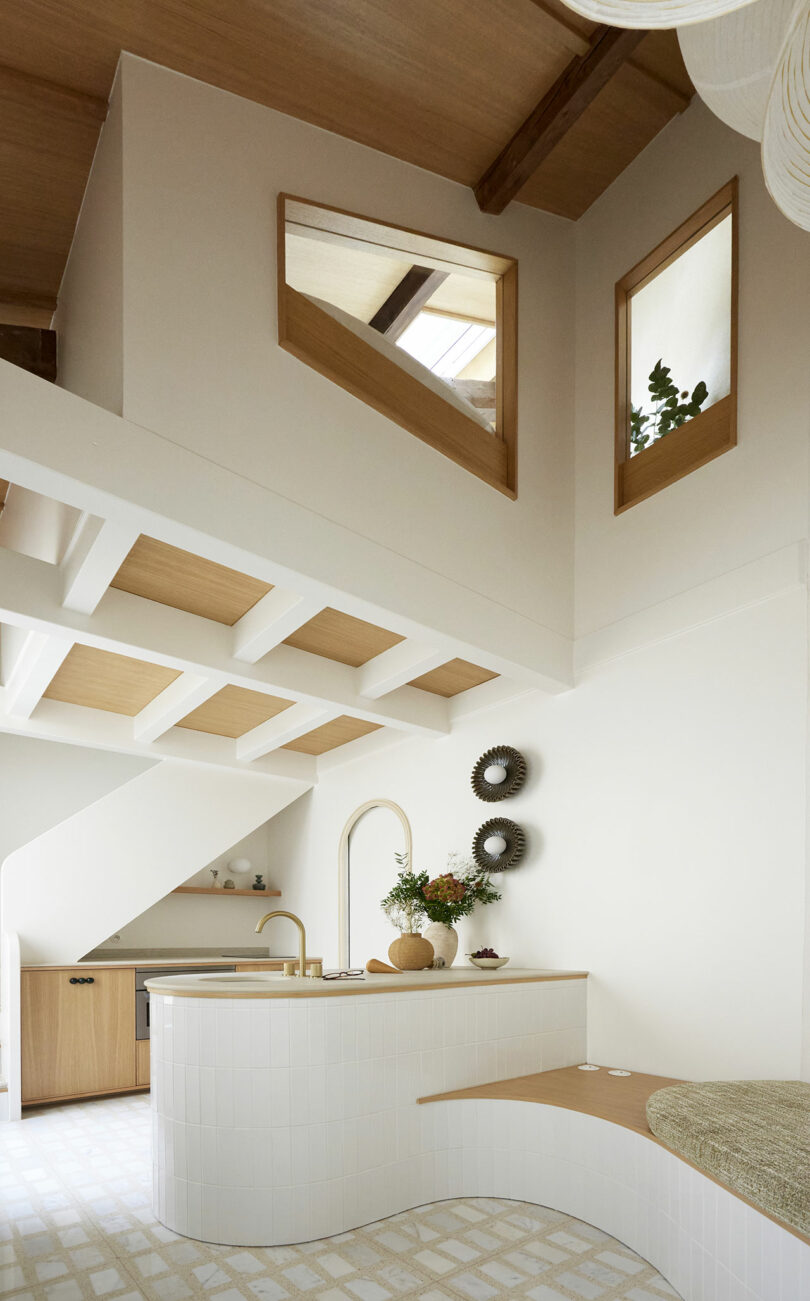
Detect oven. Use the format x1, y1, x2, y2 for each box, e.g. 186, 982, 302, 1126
135, 965, 235, 1039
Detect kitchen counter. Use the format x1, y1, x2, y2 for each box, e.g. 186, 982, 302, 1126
149, 965, 588, 1245
22, 952, 321, 969
146, 965, 588, 997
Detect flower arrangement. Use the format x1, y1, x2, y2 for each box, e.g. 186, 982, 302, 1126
380, 851, 501, 933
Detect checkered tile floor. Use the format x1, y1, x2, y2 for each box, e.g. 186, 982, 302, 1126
0, 1094, 681, 1300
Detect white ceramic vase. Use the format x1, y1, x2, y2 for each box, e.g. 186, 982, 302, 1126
424, 922, 459, 968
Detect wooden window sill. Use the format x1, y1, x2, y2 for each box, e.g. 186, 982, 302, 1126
616, 394, 735, 513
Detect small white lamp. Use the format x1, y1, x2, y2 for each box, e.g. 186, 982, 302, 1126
228, 857, 252, 876
483, 833, 508, 856
483, 763, 508, 786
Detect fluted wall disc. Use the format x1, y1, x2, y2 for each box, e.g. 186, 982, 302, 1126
763, 5, 810, 231
679, 0, 800, 141
557, 0, 761, 30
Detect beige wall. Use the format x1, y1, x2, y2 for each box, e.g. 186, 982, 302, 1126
55, 71, 124, 415
574, 99, 810, 639
114, 55, 575, 641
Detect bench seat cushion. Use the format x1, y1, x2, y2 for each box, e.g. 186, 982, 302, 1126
646, 1080, 810, 1237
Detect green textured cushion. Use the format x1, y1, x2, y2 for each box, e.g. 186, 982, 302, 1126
646, 1080, 810, 1237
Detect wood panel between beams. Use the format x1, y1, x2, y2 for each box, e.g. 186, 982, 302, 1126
283, 715, 383, 755
110, 536, 272, 625
175, 684, 295, 738
475, 25, 647, 215
283, 607, 404, 668
409, 659, 499, 697
43, 644, 181, 715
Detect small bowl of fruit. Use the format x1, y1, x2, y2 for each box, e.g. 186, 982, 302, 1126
468, 948, 509, 970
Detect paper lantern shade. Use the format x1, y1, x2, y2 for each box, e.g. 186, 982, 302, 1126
678, 0, 798, 142
763, 6, 810, 231
556, 0, 760, 29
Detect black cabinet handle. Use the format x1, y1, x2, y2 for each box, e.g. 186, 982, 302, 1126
86, 977, 94, 984
69, 977, 78, 984
69, 975, 95, 984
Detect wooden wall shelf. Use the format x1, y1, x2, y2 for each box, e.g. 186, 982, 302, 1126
172, 886, 281, 898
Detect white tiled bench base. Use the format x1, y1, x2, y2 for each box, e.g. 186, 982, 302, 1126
151, 983, 808, 1301
150, 980, 585, 1243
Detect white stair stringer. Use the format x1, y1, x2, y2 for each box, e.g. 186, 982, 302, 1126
0, 759, 312, 965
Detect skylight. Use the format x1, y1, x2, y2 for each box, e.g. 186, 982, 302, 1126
396, 312, 496, 379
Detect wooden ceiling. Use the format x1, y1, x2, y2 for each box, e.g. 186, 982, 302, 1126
44, 644, 181, 715
409, 659, 499, 697
176, 685, 294, 739
111, 536, 272, 625
284, 716, 382, 756
283, 608, 405, 668
0, 0, 692, 320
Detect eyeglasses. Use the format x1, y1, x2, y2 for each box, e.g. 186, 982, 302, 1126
322, 969, 365, 981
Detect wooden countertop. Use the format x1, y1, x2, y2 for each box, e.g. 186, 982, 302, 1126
21, 956, 321, 970
145, 967, 588, 999
418, 1063, 681, 1137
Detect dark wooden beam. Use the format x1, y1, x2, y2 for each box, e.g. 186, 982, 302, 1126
474, 25, 647, 215
0, 325, 57, 382
369, 265, 448, 341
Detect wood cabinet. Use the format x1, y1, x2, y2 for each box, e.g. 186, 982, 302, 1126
136, 1039, 151, 1087
21, 968, 136, 1104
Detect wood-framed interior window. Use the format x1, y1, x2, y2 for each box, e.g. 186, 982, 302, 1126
277, 194, 518, 497
615, 178, 738, 514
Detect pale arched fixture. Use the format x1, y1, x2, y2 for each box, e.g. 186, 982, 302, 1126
337, 800, 413, 968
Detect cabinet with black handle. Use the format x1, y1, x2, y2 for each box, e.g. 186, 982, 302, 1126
20, 968, 136, 1104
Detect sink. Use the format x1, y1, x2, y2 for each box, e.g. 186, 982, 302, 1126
197, 973, 285, 983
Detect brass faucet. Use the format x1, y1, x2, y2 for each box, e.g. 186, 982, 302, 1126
255, 909, 307, 977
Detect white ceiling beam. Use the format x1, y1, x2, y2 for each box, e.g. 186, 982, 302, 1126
232, 589, 325, 664
237, 703, 340, 762
133, 672, 223, 744
448, 673, 540, 721
61, 515, 139, 614
1, 630, 73, 719
0, 697, 318, 784
0, 359, 572, 693
0, 548, 448, 738
358, 639, 448, 699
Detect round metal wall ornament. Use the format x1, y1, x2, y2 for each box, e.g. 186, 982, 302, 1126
472, 818, 526, 872
471, 745, 527, 802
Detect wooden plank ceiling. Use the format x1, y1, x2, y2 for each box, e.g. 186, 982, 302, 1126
21, 526, 500, 751
44, 644, 181, 715
0, 0, 692, 320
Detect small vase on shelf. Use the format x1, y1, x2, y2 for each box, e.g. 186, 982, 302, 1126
252, 874, 267, 891
423, 922, 459, 968
388, 932, 434, 971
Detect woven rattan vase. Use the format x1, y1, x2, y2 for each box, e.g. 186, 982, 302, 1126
388, 932, 434, 971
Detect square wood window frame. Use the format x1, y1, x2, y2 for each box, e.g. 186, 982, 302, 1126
277, 193, 518, 498
614, 177, 739, 515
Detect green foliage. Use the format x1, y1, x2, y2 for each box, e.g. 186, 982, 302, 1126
630, 359, 709, 455
380, 852, 501, 932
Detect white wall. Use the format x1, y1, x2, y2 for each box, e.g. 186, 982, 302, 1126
2, 759, 311, 963
112, 822, 295, 953
575, 99, 810, 638
113, 55, 575, 640
54, 71, 123, 414
269, 587, 807, 1082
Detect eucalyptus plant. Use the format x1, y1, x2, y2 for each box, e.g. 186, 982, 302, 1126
630, 358, 709, 455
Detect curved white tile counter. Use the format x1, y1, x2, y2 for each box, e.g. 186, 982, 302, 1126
147, 968, 587, 1245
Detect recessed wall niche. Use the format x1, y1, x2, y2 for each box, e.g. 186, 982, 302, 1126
277, 194, 518, 497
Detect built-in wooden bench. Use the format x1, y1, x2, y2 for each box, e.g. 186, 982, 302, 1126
419, 1064, 810, 1301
